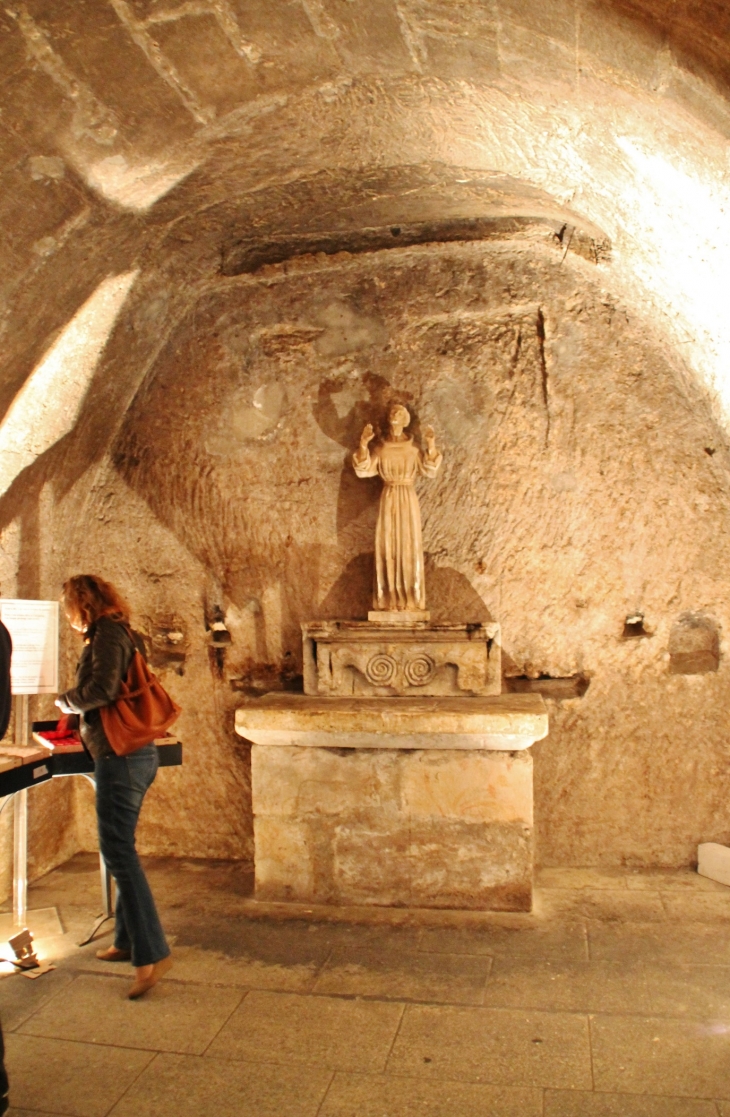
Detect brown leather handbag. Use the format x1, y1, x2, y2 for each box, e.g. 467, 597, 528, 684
100, 648, 181, 757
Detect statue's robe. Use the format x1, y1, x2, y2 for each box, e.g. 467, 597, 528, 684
353, 437, 442, 611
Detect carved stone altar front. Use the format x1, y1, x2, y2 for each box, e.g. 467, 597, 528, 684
303, 620, 501, 697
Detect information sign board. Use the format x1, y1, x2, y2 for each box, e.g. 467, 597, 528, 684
0, 600, 59, 695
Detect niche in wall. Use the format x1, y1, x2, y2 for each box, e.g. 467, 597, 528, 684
668, 613, 720, 675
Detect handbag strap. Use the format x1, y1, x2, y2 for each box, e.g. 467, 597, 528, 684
120, 622, 147, 660
119, 648, 158, 700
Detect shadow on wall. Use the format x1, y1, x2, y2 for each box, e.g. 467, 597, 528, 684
315, 372, 385, 540
314, 369, 435, 538
315, 551, 493, 624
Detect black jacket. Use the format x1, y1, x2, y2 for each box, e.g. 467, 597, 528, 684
0, 621, 11, 740
58, 617, 135, 761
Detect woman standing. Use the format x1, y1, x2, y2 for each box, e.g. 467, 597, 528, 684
56, 575, 171, 999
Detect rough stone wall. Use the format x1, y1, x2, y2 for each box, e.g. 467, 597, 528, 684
50, 235, 730, 868
2, 0, 730, 883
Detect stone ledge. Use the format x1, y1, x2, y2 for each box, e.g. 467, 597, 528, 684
235, 693, 548, 751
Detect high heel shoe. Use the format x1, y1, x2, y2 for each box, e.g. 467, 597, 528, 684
128, 954, 172, 999
96, 946, 131, 962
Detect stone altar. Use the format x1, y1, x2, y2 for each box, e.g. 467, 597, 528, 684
234, 407, 549, 911
235, 694, 548, 910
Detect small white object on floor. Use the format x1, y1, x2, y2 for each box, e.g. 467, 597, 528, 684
697, 842, 730, 887
22, 961, 56, 979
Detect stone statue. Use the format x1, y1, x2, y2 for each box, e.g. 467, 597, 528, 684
353, 402, 442, 613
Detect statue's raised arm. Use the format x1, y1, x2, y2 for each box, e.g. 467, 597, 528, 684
352, 422, 378, 476
352, 403, 442, 615
420, 424, 442, 476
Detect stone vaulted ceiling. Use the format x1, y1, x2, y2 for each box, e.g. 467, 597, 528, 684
1, 0, 730, 503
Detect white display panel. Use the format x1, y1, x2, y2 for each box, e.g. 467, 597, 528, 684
0, 599, 59, 695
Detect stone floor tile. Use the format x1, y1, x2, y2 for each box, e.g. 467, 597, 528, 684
7, 1110, 72, 1116
15, 856, 103, 907
108, 1052, 332, 1117
313, 948, 491, 1004
18, 973, 244, 1055
387, 1004, 592, 1089
539, 889, 666, 923
661, 892, 730, 923
419, 922, 589, 961
485, 957, 654, 1014
545, 1090, 720, 1115
165, 910, 335, 968
625, 870, 730, 893
319, 1072, 543, 1116
79, 943, 316, 992
4, 1034, 154, 1117
0, 969, 75, 1031
416, 927, 497, 956
588, 922, 730, 964
536, 868, 630, 890
643, 963, 730, 1018
13, 856, 730, 1117
0, 908, 63, 941
205, 990, 403, 1071
314, 925, 424, 954
591, 1012, 730, 1098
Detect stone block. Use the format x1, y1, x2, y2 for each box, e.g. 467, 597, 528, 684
669, 613, 719, 674
698, 842, 730, 888
498, 22, 577, 87
317, 0, 416, 73
400, 750, 533, 825
332, 819, 531, 910
253, 817, 314, 902
252, 743, 534, 910
252, 744, 400, 818
152, 13, 256, 113
333, 825, 414, 907
407, 820, 532, 911
498, 0, 576, 46
302, 620, 501, 697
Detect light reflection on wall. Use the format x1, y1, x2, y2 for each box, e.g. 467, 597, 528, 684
82, 154, 199, 211
614, 137, 730, 402
342, 78, 730, 425
0, 270, 139, 498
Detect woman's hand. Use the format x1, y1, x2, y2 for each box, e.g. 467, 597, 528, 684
55, 696, 73, 714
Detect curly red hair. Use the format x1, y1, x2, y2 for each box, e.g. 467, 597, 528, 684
62, 575, 130, 632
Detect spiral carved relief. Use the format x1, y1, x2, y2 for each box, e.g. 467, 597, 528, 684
366, 653, 397, 686
404, 654, 435, 686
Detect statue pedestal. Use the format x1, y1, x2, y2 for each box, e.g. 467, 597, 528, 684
235, 694, 548, 912
368, 610, 430, 624
302, 620, 501, 697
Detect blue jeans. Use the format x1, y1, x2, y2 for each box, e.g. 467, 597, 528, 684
94, 745, 169, 968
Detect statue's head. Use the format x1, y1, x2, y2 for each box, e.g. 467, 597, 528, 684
388, 402, 411, 435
